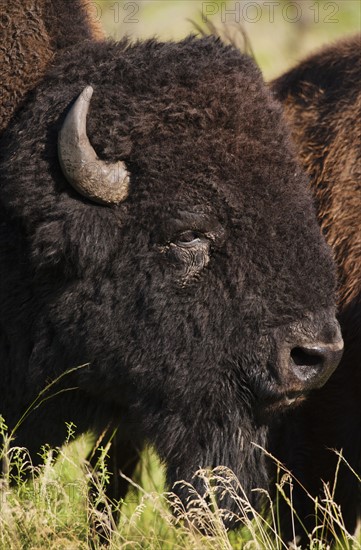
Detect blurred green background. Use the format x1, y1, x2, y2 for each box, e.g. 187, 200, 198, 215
92, 0, 360, 79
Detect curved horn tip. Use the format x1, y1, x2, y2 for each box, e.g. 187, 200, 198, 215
58, 85, 130, 205
80, 85, 94, 104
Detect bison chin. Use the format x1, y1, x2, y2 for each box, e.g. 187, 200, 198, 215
153, 420, 269, 531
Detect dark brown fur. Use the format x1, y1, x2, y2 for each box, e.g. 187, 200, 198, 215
271, 35, 361, 540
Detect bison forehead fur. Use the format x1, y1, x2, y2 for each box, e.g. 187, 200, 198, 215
0, 36, 337, 509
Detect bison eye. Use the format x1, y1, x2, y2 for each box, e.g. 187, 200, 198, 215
165, 229, 212, 282
174, 231, 203, 248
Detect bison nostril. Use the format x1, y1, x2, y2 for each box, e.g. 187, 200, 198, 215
290, 342, 343, 388
291, 346, 324, 368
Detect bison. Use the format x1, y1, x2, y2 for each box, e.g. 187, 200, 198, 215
0, 0, 343, 526
0, 0, 104, 136
270, 35, 361, 541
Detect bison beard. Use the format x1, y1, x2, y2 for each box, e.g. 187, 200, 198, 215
0, 35, 342, 526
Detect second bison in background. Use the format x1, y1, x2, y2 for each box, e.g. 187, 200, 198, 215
271, 34, 361, 540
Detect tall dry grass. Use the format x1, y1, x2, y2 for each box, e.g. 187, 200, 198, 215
0, 415, 360, 549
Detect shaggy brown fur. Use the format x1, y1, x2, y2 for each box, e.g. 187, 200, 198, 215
0, 0, 103, 134
271, 35, 361, 540
0, 3, 344, 534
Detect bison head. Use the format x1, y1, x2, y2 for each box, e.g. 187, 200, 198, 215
0, 36, 342, 519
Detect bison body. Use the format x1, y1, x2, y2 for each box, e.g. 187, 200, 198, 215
0, 0, 104, 135
0, 2, 343, 521
271, 35, 361, 539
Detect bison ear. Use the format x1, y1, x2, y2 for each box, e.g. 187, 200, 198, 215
58, 86, 130, 205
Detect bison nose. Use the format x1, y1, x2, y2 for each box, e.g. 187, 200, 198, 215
290, 341, 343, 389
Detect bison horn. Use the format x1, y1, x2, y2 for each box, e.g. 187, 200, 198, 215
58, 86, 130, 205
